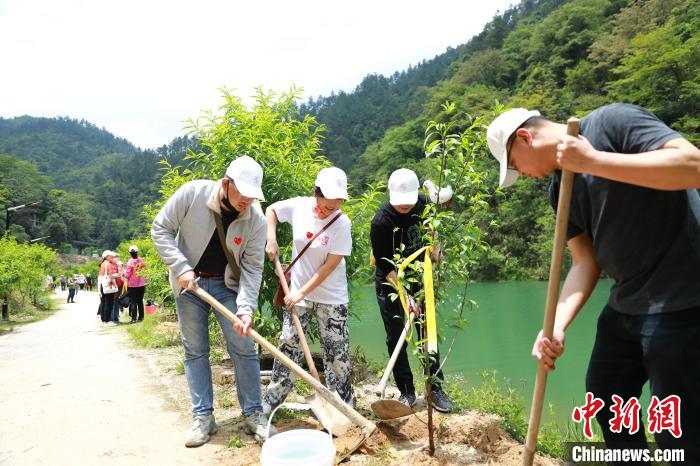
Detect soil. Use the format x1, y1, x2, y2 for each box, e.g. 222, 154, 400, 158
0, 290, 561, 465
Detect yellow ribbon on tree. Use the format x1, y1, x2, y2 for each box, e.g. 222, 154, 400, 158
396, 245, 438, 353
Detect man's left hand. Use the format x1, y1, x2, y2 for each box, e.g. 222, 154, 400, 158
234, 313, 253, 336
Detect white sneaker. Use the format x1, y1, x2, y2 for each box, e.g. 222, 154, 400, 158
185, 414, 218, 447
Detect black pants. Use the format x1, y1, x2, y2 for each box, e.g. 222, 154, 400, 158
67, 288, 75, 302
586, 305, 700, 465
376, 287, 444, 395
99, 286, 116, 323
128, 286, 146, 321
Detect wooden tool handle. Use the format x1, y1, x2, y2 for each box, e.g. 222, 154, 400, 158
191, 286, 374, 432
523, 117, 579, 466
274, 257, 320, 381
376, 312, 415, 397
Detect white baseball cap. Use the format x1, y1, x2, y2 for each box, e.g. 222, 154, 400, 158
486, 108, 541, 187
388, 168, 420, 206
225, 155, 265, 201
315, 167, 348, 200
128, 245, 138, 252
101, 250, 115, 259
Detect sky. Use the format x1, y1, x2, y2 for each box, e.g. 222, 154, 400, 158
0, 0, 515, 149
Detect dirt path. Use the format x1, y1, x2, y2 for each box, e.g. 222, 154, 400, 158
0, 291, 222, 466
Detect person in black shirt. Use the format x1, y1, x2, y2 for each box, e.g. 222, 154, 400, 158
370, 168, 454, 413
487, 104, 700, 463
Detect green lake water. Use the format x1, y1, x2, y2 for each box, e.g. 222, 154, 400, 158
345, 279, 615, 424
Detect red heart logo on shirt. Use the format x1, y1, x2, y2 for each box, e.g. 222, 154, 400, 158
306, 232, 313, 239
234, 237, 242, 245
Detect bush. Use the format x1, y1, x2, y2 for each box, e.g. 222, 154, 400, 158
0, 235, 57, 312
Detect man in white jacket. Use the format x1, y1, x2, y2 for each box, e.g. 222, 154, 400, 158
151, 155, 276, 446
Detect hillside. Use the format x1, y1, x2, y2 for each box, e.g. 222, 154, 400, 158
301, 0, 569, 174
0, 116, 196, 250
0, 116, 139, 173
304, 0, 699, 280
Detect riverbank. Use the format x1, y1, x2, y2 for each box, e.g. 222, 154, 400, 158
124, 312, 567, 464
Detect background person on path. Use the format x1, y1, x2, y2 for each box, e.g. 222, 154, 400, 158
263, 167, 354, 412
59, 274, 66, 291
67, 275, 77, 303
125, 245, 147, 323
110, 258, 125, 324
151, 155, 276, 446
370, 168, 454, 413
487, 103, 700, 463
98, 251, 119, 325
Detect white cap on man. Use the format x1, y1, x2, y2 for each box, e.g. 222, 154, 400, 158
128, 245, 138, 252
102, 250, 115, 259
225, 155, 265, 201
486, 108, 541, 188
315, 167, 348, 200
388, 168, 420, 206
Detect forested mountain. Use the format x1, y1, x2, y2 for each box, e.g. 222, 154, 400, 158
301, 0, 569, 175
0, 117, 196, 250
0, 116, 139, 173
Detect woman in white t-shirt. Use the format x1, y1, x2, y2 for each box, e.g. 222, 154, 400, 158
263, 167, 353, 410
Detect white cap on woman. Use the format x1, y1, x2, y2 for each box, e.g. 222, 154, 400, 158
315, 167, 348, 200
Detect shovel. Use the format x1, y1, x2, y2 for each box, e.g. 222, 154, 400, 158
370, 310, 416, 420
185, 286, 375, 441
273, 257, 352, 436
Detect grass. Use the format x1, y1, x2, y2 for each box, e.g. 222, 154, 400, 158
369, 442, 395, 465
294, 378, 312, 396
0, 296, 59, 335
227, 434, 245, 449
210, 348, 228, 365
126, 314, 180, 348
270, 406, 309, 421
217, 388, 238, 409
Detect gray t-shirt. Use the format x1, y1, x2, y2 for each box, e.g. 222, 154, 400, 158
550, 103, 700, 315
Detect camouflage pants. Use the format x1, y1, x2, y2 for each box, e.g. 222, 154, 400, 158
265, 302, 353, 407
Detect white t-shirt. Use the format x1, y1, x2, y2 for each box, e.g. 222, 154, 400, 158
275, 197, 352, 305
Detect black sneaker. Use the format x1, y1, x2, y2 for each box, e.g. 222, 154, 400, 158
430, 388, 454, 413
398, 392, 417, 408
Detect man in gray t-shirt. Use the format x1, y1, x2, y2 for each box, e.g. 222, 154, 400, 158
487, 104, 700, 462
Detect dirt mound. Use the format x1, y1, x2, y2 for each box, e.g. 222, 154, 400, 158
340, 410, 557, 465
212, 392, 559, 465
185, 363, 559, 465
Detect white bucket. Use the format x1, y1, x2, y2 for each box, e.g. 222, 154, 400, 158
260, 403, 336, 466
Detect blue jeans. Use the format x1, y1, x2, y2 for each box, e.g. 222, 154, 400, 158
111, 294, 121, 322
175, 277, 262, 417
586, 305, 700, 465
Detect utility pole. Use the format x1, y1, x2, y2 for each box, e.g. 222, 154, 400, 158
4, 201, 42, 235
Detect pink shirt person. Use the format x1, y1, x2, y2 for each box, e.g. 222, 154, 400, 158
125, 257, 147, 288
